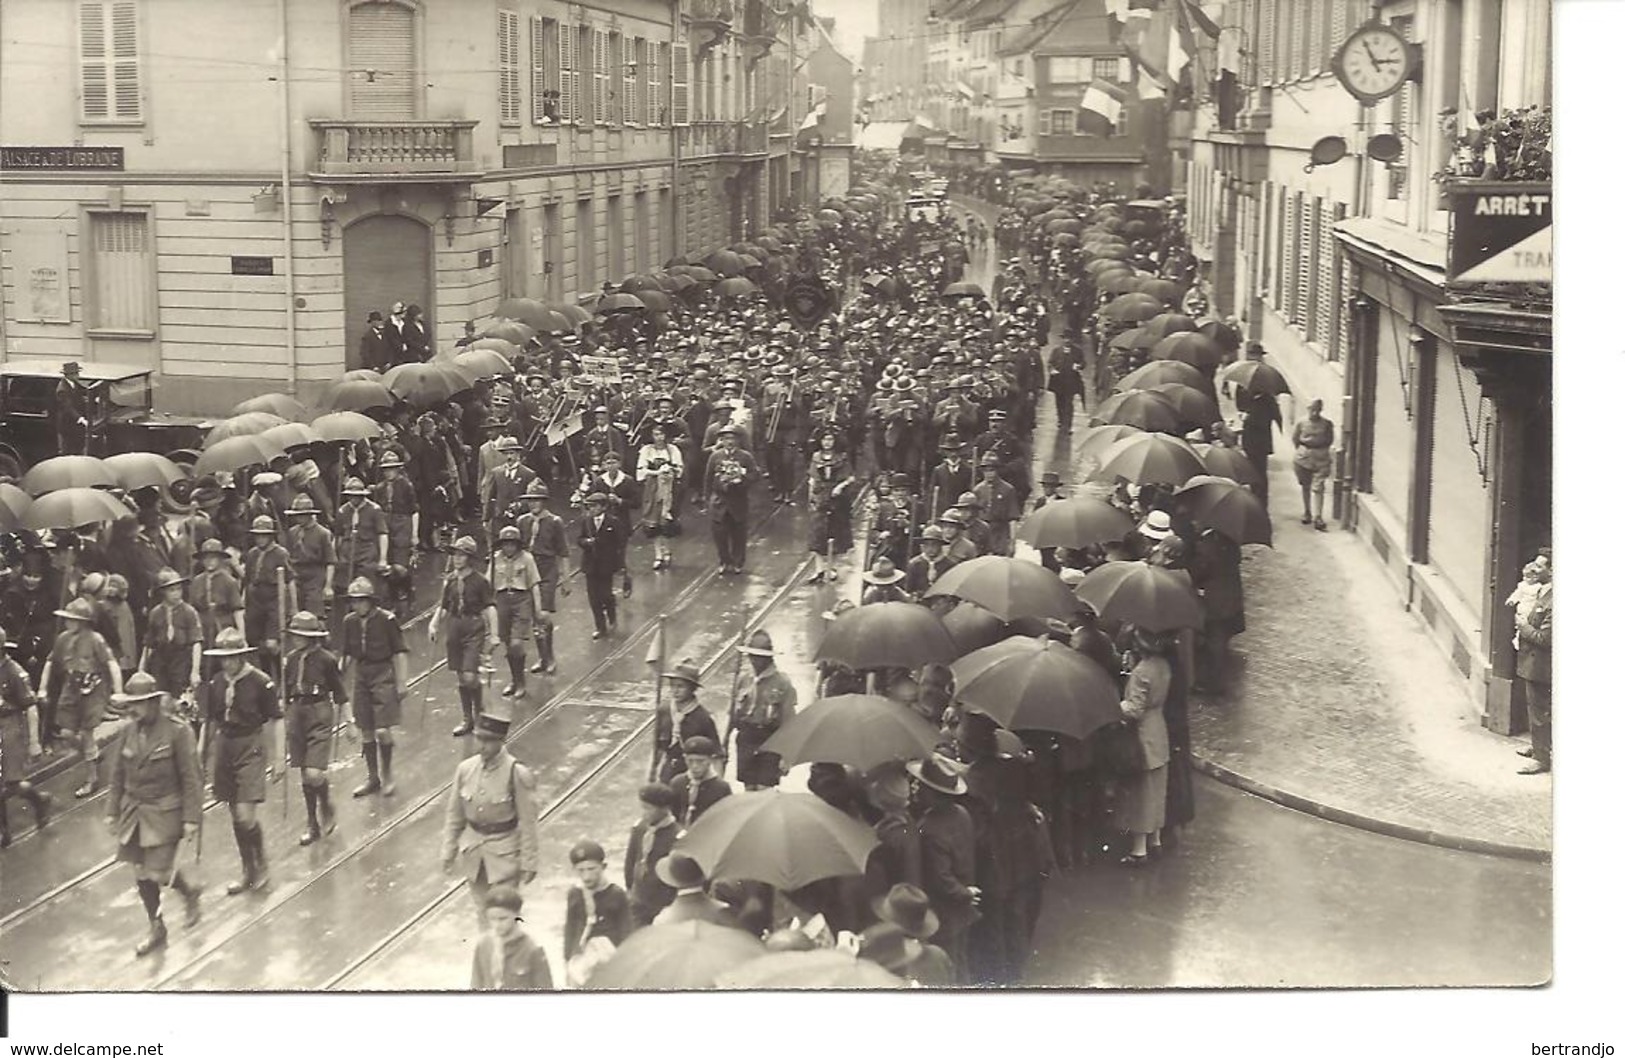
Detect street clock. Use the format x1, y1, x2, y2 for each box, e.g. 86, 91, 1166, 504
1331, 22, 1421, 105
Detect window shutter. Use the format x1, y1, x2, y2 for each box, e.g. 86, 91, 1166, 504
1328, 201, 1348, 359
110, 1, 141, 121
1302, 196, 1320, 333
89, 212, 153, 332
499, 10, 521, 125
1256, 0, 1275, 84
623, 36, 639, 123
673, 41, 690, 125
349, 1, 418, 120
646, 39, 659, 125
559, 25, 576, 124
532, 18, 547, 122
1308, 0, 1326, 76
592, 28, 608, 124
1038, 109, 1051, 136
80, 1, 110, 122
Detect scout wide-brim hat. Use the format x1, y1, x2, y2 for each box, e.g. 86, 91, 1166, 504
523, 480, 550, 500
737, 628, 775, 658
54, 597, 96, 622
863, 558, 905, 586
662, 659, 704, 686
907, 754, 968, 797
654, 853, 709, 890
378, 451, 404, 469
286, 495, 318, 515
197, 537, 229, 556
113, 671, 165, 705
204, 628, 256, 657
249, 515, 278, 535
286, 610, 327, 638
451, 536, 480, 555
346, 577, 376, 598
341, 477, 370, 496
497, 436, 523, 452
153, 567, 191, 591
497, 525, 522, 544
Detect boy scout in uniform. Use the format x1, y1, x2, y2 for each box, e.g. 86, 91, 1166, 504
242, 515, 295, 671
338, 577, 410, 798
1, 625, 52, 848
515, 480, 570, 675
201, 628, 284, 895
284, 495, 337, 616
335, 477, 388, 593
490, 526, 544, 700
283, 611, 346, 845
189, 538, 244, 725
442, 706, 539, 912
431, 537, 499, 738
38, 597, 123, 798
105, 672, 205, 955
374, 451, 419, 609
139, 568, 202, 702
730, 630, 796, 790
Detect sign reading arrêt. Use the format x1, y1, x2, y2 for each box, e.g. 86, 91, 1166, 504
1446, 182, 1552, 286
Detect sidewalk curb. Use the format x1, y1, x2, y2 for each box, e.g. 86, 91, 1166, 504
1189, 752, 1552, 864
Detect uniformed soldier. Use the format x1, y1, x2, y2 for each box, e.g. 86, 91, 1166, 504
972, 457, 1021, 557
38, 597, 122, 797
201, 628, 284, 896
373, 450, 419, 595
337, 577, 410, 798
729, 630, 796, 791
104, 672, 204, 955
282, 611, 346, 846
284, 494, 336, 617
335, 477, 388, 593
430, 537, 499, 738
490, 526, 544, 700
442, 705, 539, 912
241, 516, 294, 671
515, 480, 570, 676
0, 626, 52, 848
138, 568, 199, 703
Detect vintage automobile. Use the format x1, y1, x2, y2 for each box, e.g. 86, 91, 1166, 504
0, 360, 212, 479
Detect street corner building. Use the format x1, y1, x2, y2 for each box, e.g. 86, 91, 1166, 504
0, 0, 850, 413
1180, 0, 1551, 734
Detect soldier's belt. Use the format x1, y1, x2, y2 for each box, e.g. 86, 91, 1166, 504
467, 818, 518, 836
217, 723, 263, 738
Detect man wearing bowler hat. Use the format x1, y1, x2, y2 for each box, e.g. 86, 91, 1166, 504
105, 672, 205, 955
202, 628, 283, 895
729, 629, 796, 790
442, 704, 539, 912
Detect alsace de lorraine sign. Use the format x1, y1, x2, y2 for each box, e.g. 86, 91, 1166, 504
1446, 182, 1551, 287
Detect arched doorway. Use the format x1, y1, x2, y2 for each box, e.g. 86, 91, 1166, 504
343, 213, 433, 370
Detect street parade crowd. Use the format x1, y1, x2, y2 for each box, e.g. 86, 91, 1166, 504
0, 155, 1371, 989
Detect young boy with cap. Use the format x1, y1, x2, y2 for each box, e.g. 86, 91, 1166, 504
563, 839, 632, 984
469, 885, 554, 990
624, 782, 680, 927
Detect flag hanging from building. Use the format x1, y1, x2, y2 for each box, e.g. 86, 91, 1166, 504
1081, 78, 1127, 134
1182, 0, 1224, 38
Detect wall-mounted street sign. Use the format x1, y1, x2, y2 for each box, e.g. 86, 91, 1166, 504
1446, 181, 1552, 286
1, 146, 125, 171
230, 256, 275, 276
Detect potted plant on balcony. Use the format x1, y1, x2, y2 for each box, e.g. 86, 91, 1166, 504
1434, 104, 1552, 206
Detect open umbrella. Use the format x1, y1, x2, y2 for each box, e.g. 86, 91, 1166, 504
705, 250, 750, 276
669, 265, 718, 283
555, 303, 593, 327
715, 277, 757, 298
384, 362, 472, 407
1086, 257, 1131, 277
1051, 231, 1081, 247
1116, 359, 1206, 392
941, 599, 1013, 655
1136, 312, 1198, 344
1150, 332, 1224, 369
595, 292, 648, 315
1199, 316, 1244, 350
1176, 476, 1273, 546
1074, 561, 1204, 631
480, 320, 536, 345
761, 694, 943, 772
23, 487, 129, 530
952, 635, 1122, 741
1093, 432, 1207, 486
674, 791, 879, 891
925, 555, 1077, 623
323, 379, 396, 413
1076, 424, 1144, 464
1148, 383, 1221, 428
816, 601, 958, 671
1100, 292, 1163, 322
465, 337, 520, 357
1108, 329, 1147, 354
715, 950, 905, 990
619, 274, 664, 294
1196, 443, 1264, 488
22, 455, 116, 497
665, 273, 697, 293
494, 297, 552, 329
0, 483, 33, 531
204, 412, 287, 448
634, 289, 673, 313
452, 347, 514, 379
1016, 497, 1136, 549
194, 434, 279, 476
1135, 278, 1188, 305
1091, 389, 1183, 433
1224, 359, 1292, 396
336, 368, 384, 383
232, 393, 309, 421
1045, 217, 1083, 235
942, 281, 986, 299
311, 411, 384, 443
261, 422, 322, 453
861, 273, 898, 296
588, 921, 766, 991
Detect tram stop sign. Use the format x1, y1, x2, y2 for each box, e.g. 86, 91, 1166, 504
784, 276, 834, 329
1446, 182, 1552, 287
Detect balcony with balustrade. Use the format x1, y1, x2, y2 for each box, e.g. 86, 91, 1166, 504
678, 121, 770, 159
307, 120, 482, 182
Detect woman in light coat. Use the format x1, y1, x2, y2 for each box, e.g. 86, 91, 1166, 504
1116, 626, 1173, 865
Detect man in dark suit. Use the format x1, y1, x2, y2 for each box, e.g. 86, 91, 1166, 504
1515, 554, 1552, 775
909, 754, 979, 983
669, 735, 731, 827
105, 673, 205, 956
624, 782, 680, 927
577, 492, 624, 638
704, 426, 760, 575
359, 311, 391, 373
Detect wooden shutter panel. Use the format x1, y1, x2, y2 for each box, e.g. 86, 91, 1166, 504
90, 212, 153, 331
1256, 0, 1275, 84
349, 1, 417, 120
646, 40, 659, 125
673, 41, 690, 125
499, 10, 521, 124
80, 1, 110, 122
592, 29, 608, 124
532, 18, 551, 123
1329, 201, 1349, 359
559, 24, 576, 124
624, 36, 639, 123
110, 1, 141, 120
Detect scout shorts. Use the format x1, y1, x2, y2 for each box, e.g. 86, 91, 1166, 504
213, 730, 266, 804
286, 699, 335, 770
352, 663, 401, 731
445, 616, 486, 674
117, 834, 179, 875
495, 592, 535, 643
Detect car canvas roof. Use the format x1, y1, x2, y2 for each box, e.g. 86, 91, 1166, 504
0, 359, 152, 383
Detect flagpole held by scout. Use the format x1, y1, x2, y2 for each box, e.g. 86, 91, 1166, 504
646, 614, 667, 783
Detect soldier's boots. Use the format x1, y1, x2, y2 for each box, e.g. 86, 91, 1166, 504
353, 743, 382, 797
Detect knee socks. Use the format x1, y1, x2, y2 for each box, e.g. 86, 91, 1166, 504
378, 741, 394, 780
361, 741, 380, 781
507, 646, 526, 685
302, 782, 320, 831
137, 878, 162, 921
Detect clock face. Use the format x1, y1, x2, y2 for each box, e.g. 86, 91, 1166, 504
1336, 25, 1412, 102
